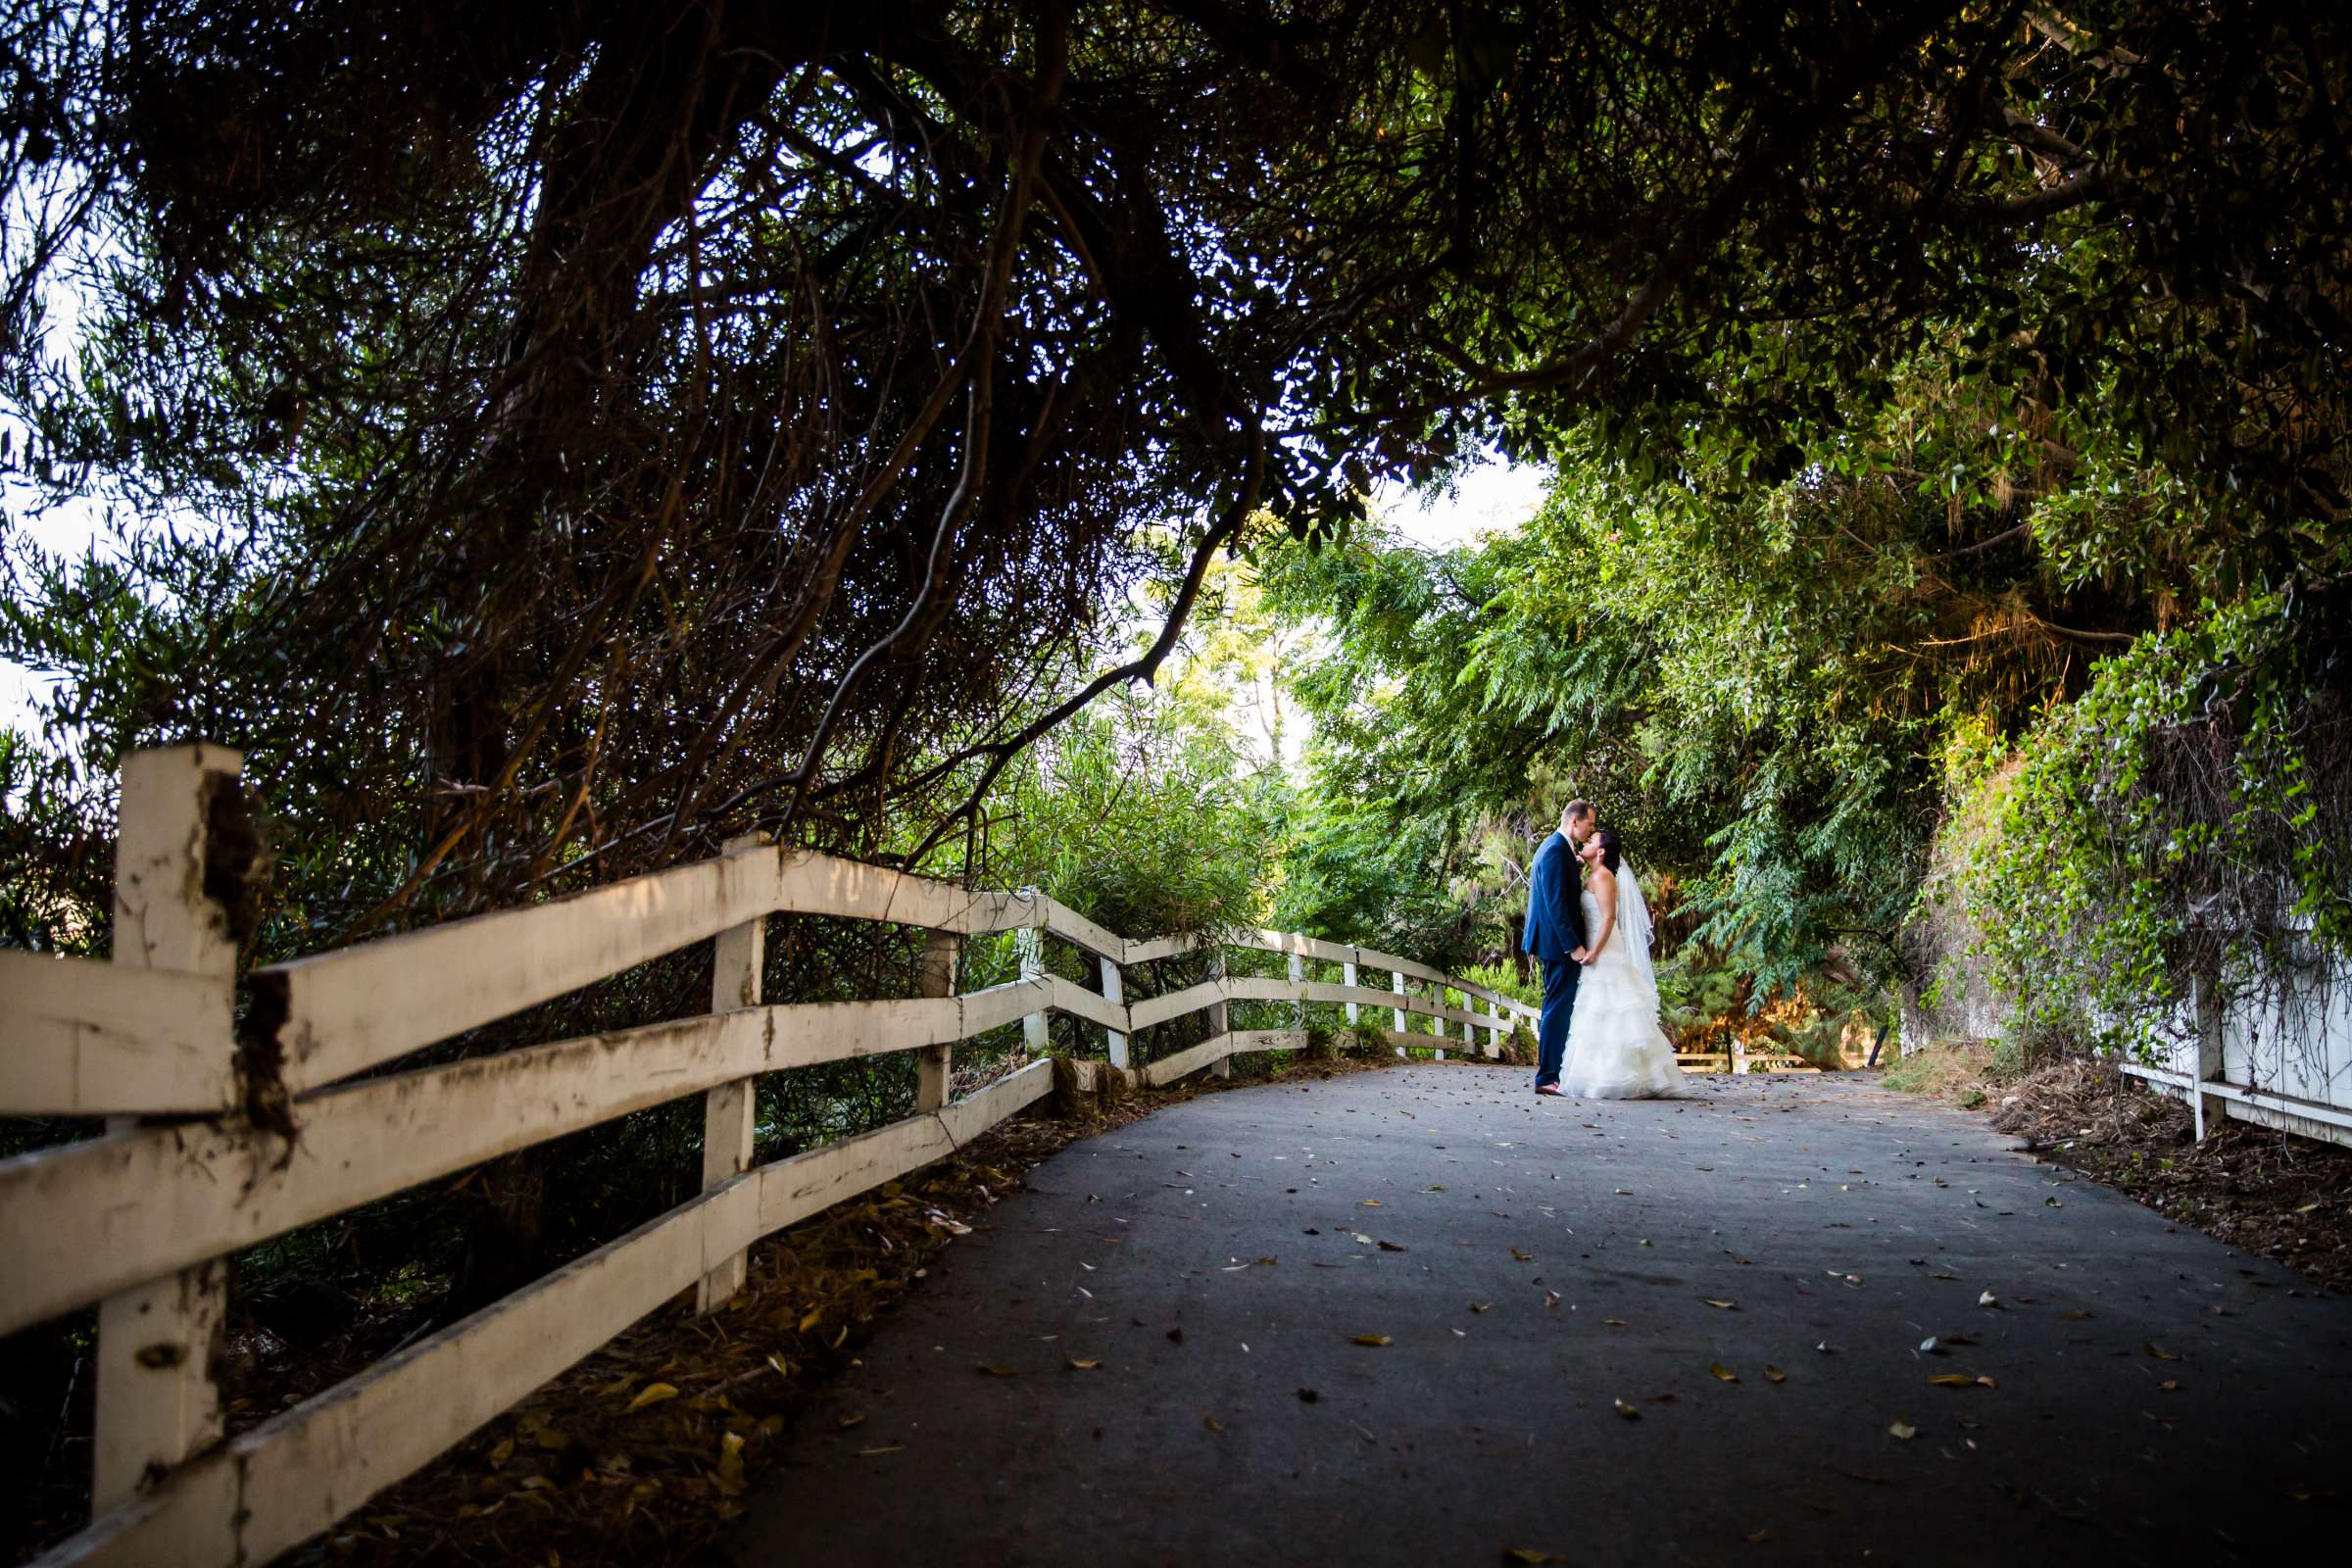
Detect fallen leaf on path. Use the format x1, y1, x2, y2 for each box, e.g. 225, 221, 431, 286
1361, 1200, 1383, 1207
2159, 1380, 2180, 1393
1745, 1527, 1771, 1544
1978, 1291, 1999, 1308
1504, 1549, 1567, 1565
1887, 1421, 1918, 1441
625, 1383, 679, 1412
858, 1446, 905, 1457
1709, 1363, 1739, 1383
1511, 1249, 1535, 1261
1764, 1366, 1787, 1383
1204, 1416, 1224, 1432
976, 1363, 1019, 1377
1613, 1399, 1642, 1420
1378, 1240, 1407, 1252
1603, 1318, 1628, 1328
2144, 1341, 2180, 1360
2059, 1309, 2093, 1321
1351, 1334, 1393, 1348
1065, 1356, 1102, 1370
1469, 1302, 1494, 1313
1928, 1374, 1994, 1389
1704, 1299, 1738, 1310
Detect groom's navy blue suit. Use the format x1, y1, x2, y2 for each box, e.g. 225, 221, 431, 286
1522, 830, 1588, 1089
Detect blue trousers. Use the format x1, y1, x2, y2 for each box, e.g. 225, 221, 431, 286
1536, 956, 1580, 1087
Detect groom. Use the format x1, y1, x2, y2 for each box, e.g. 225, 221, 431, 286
1522, 799, 1595, 1097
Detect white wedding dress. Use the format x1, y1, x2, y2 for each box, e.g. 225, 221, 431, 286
1558, 869, 1683, 1100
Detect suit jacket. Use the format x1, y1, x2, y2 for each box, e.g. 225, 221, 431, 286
1521, 830, 1588, 962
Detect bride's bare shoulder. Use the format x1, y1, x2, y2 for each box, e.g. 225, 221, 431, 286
1589, 863, 1616, 895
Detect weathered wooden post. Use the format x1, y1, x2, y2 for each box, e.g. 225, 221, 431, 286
1208, 950, 1233, 1079
2192, 973, 2229, 1140
1392, 970, 1406, 1034
92, 745, 243, 1516
917, 930, 960, 1111
697, 834, 768, 1314
1343, 955, 1360, 1026
1101, 953, 1128, 1070
1015, 900, 1050, 1056
1288, 946, 1305, 1033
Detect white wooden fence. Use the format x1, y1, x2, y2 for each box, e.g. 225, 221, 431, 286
2118, 954, 2352, 1150
0, 745, 1536, 1567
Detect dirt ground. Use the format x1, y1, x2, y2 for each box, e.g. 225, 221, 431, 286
1908, 1049, 2352, 1294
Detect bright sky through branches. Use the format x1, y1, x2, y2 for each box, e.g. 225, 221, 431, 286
1377, 460, 1549, 551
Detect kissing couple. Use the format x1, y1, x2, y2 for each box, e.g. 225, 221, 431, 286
1522, 799, 1682, 1100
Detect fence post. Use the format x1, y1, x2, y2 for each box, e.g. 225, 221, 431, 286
92, 744, 243, 1516
1288, 946, 1305, 1032
1015, 902, 1050, 1055
1343, 956, 1359, 1026
1101, 954, 1128, 1070
2192, 973, 2229, 1140
697, 833, 769, 1315
1393, 970, 1406, 1034
917, 930, 959, 1111
1208, 950, 1233, 1079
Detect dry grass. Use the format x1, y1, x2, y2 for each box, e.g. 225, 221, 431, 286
1878, 1037, 2001, 1106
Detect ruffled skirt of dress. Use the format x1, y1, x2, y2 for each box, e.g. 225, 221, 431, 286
1558, 956, 1683, 1100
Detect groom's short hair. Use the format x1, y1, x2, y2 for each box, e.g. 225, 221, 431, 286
1561, 798, 1592, 829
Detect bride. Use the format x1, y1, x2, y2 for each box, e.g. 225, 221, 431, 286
1557, 829, 1684, 1099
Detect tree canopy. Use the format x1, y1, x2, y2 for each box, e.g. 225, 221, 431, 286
4, 0, 2348, 958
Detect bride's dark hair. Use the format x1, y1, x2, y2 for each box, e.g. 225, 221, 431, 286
1592, 828, 1623, 872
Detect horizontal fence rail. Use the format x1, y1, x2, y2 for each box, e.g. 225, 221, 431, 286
1, 745, 1540, 1568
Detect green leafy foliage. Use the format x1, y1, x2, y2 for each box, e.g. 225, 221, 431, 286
1945, 596, 2350, 1052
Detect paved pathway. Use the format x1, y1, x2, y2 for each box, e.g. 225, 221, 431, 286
715, 1066, 2352, 1565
